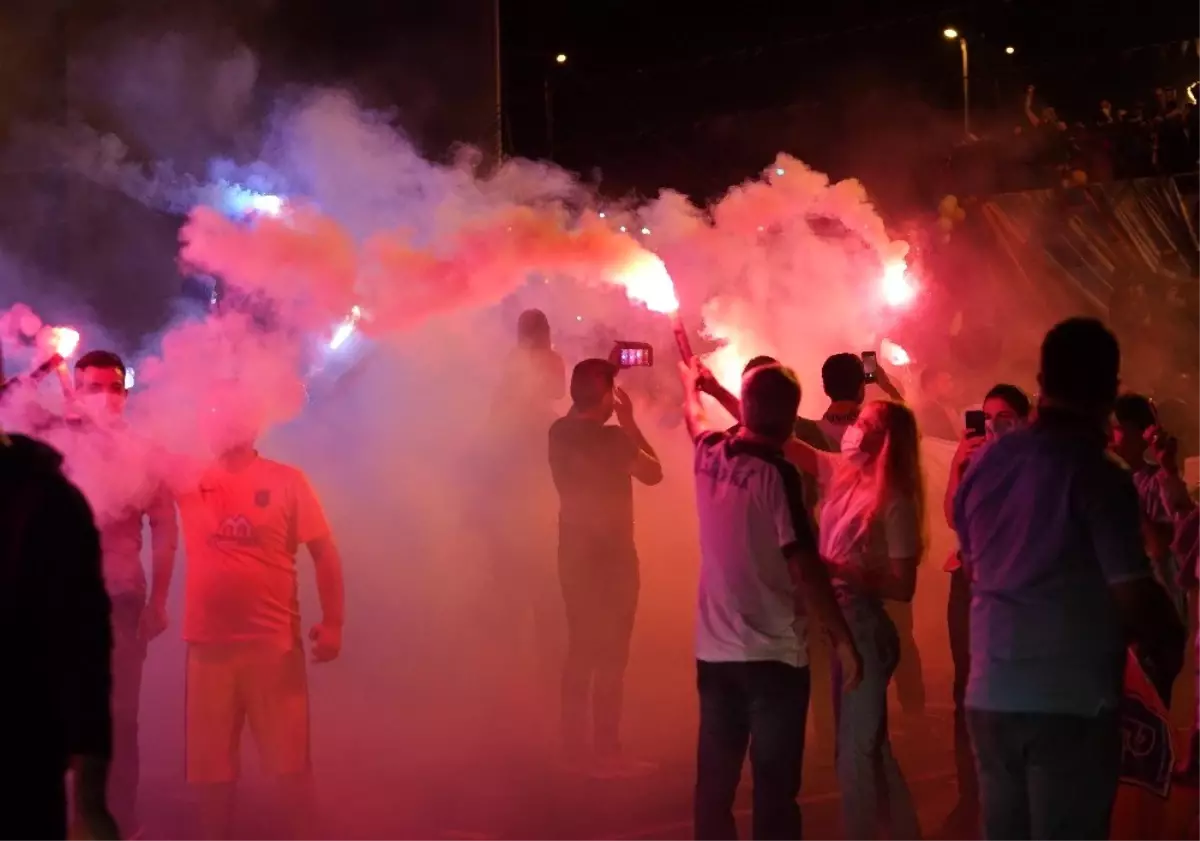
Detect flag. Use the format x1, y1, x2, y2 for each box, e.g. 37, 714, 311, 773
1120, 648, 1175, 797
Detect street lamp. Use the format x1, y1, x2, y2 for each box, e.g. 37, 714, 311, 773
943, 27, 970, 136
545, 54, 568, 160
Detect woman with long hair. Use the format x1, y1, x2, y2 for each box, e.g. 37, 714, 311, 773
783, 399, 926, 840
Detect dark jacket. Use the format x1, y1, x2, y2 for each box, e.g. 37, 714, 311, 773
0, 433, 111, 763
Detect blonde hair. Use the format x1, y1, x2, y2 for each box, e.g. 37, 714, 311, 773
830, 400, 927, 561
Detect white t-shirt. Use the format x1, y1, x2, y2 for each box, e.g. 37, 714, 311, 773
692, 430, 818, 667
814, 451, 921, 586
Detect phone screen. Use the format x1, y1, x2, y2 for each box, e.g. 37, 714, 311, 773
965, 410, 987, 438
862, 351, 877, 383
616, 343, 654, 368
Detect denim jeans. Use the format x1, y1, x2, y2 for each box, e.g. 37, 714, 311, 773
694, 660, 810, 840
109, 593, 147, 837
967, 708, 1120, 840
831, 598, 921, 840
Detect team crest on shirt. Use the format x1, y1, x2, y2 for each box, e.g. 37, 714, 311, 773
209, 515, 262, 550
255, 490, 271, 507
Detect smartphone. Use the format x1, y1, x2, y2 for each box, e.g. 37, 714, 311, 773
862, 351, 877, 384
613, 341, 654, 369
965, 409, 987, 438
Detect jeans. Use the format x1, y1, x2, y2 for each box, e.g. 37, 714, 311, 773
886, 599, 926, 714
831, 599, 921, 840
967, 708, 1120, 840
559, 548, 639, 757
947, 568, 978, 817
694, 660, 810, 840
109, 593, 147, 837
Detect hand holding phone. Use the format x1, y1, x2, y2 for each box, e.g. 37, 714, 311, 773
612, 341, 654, 369
965, 409, 987, 438
862, 351, 877, 384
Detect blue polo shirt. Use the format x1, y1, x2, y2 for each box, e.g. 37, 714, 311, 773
953, 411, 1151, 716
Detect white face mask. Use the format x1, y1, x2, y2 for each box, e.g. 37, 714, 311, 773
986, 417, 1018, 441
840, 425, 871, 465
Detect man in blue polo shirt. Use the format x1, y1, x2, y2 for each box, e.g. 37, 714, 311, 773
954, 317, 1183, 840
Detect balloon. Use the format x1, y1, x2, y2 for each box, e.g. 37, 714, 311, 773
939, 195, 959, 217
954, 207, 966, 223
938, 216, 955, 232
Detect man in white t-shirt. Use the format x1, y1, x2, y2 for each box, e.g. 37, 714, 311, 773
680, 358, 861, 840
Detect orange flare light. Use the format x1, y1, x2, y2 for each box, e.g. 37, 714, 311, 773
880, 261, 916, 308
51, 327, 81, 358
613, 252, 679, 314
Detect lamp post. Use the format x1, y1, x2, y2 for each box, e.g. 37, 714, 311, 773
545, 53, 567, 160
943, 28, 970, 137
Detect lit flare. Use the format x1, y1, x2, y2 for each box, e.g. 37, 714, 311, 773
880, 261, 916, 307
51, 327, 81, 358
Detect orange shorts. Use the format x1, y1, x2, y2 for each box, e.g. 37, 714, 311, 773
185, 642, 310, 784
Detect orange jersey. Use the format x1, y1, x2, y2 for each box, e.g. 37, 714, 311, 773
179, 454, 330, 648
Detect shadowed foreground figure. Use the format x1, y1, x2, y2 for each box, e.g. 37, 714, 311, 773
0, 432, 117, 840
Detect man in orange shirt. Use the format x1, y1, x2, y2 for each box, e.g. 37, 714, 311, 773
177, 421, 345, 840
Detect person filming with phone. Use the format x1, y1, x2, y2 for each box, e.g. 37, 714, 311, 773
939, 384, 1032, 837
548, 357, 663, 776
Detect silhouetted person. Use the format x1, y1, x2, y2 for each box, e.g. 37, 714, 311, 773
0, 432, 117, 840
940, 383, 1032, 837
548, 359, 662, 776
61, 350, 178, 838
489, 309, 566, 689
954, 318, 1184, 839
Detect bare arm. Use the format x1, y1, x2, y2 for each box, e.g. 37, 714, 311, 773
680, 358, 714, 441
625, 420, 664, 486
146, 487, 178, 611
1024, 86, 1041, 127
786, 546, 862, 691
782, 436, 825, 478
614, 387, 663, 486
308, 535, 345, 631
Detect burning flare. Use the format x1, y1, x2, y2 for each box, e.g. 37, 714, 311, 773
880, 260, 916, 308
50, 327, 81, 359
612, 252, 679, 315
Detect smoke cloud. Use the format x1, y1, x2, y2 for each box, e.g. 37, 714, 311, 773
0, 29, 949, 839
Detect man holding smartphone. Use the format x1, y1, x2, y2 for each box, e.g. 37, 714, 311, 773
548, 359, 663, 776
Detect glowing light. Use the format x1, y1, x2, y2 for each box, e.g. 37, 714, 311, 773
51, 327, 80, 358
125, 367, 136, 390
880, 261, 916, 307
1005, 46, 1015, 55
619, 226, 627, 233
880, 338, 911, 367
613, 252, 679, 315
640, 227, 651, 235
943, 27, 959, 40
775, 168, 786, 176
576, 315, 583, 321
219, 184, 285, 218
555, 53, 567, 64
329, 305, 362, 350
598, 212, 606, 218
1189, 82, 1198, 105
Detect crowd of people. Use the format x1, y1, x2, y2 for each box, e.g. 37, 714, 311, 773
501, 308, 1197, 840
2, 306, 1197, 841
946, 82, 1199, 194
3, 350, 345, 840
